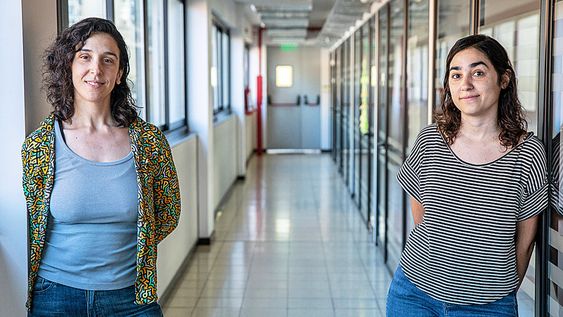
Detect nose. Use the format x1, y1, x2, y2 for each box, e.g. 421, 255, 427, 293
89, 59, 102, 75
460, 74, 473, 91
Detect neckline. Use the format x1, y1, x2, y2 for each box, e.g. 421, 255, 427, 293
55, 120, 133, 166
438, 128, 533, 167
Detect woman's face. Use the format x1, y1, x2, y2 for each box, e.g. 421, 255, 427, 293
71, 32, 123, 109
448, 47, 508, 121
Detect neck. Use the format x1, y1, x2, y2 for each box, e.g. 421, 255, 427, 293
458, 116, 500, 141
69, 101, 115, 129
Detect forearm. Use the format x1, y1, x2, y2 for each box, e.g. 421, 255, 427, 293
515, 215, 539, 287
515, 241, 535, 287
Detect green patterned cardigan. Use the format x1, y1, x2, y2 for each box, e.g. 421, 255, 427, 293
21, 114, 181, 310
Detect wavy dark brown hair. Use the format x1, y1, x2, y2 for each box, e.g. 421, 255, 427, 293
435, 34, 527, 148
43, 17, 137, 127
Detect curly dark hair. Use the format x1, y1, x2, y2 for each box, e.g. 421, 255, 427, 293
435, 34, 527, 148
43, 17, 137, 127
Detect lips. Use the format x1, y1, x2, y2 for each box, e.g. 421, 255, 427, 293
85, 80, 104, 88
460, 95, 479, 100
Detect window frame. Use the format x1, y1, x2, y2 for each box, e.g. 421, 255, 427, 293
212, 17, 231, 117
59, 0, 189, 134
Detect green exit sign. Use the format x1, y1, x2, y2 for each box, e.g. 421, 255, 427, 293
280, 43, 298, 51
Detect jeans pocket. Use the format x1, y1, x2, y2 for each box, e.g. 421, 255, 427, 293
33, 277, 56, 294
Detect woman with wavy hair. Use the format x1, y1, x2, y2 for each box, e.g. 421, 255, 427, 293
22, 18, 180, 316
386, 34, 547, 316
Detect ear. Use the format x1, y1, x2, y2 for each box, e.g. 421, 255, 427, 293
500, 70, 510, 89
117, 69, 124, 85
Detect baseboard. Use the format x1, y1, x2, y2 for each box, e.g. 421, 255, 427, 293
198, 230, 215, 246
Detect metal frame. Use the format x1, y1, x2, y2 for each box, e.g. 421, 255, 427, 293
537, 1, 554, 316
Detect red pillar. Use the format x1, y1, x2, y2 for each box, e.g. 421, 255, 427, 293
256, 27, 264, 154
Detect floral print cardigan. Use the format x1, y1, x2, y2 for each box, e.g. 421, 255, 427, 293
21, 114, 181, 310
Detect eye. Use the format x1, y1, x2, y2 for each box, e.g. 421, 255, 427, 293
104, 57, 115, 64
79, 54, 90, 61
473, 70, 484, 77
450, 73, 461, 80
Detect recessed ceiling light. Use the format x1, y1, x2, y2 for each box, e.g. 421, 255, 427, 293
250, 4, 257, 12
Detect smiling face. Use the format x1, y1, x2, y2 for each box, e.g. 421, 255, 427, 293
71, 32, 123, 110
447, 47, 508, 121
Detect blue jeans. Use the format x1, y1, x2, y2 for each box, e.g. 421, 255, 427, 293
386, 266, 518, 317
29, 276, 163, 317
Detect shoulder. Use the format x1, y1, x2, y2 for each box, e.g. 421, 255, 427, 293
413, 124, 442, 148
129, 117, 171, 155
22, 115, 55, 152
522, 134, 546, 156
131, 117, 167, 141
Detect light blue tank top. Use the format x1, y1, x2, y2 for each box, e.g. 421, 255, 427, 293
38, 120, 138, 290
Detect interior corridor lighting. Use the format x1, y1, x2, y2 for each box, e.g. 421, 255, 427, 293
250, 4, 256, 12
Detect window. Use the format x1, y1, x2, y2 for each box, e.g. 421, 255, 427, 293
212, 19, 231, 115
68, 0, 106, 25
66, 0, 187, 132
275, 65, 293, 87
114, 0, 145, 119
166, 0, 186, 129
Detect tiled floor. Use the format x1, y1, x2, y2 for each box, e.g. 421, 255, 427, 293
162, 154, 535, 317
163, 154, 389, 317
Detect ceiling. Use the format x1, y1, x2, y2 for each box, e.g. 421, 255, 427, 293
235, 0, 382, 47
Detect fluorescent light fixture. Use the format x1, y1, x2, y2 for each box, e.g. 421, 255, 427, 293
250, 4, 256, 12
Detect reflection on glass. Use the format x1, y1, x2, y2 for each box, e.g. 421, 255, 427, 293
435, 0, 470, 110
479, 1, 540, 133
146, 0, 165, 127
212, 25, 219, 112
343, 39, 351, 184
406, 0, 429, 154
406, 0, 429, 235
167, 0, 186, 127
336, 46, 343, 172
359, 22, 371, 221
388, 1, 404, 149
386, 0, 405, 271
550, 2, 563, 316
114, 0, 144, 119
68, 0, 106, 26
377, 5, 389, 248
222, 32, 230, 109
353, 29, 361, 204
480, 1, 540, 309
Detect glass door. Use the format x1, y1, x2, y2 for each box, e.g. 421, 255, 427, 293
376, 4, 389, 254
385, 0, 407, 270
358, 22, 372, 226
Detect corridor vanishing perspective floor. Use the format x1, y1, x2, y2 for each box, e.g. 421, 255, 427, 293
161, 154, 534, 317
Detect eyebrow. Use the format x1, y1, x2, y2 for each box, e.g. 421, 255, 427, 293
78, 48, 119, 59
449, 61, 489, 72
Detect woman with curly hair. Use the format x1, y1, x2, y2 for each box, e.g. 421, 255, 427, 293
386, 34, 547, 316
22, 17, 180, 316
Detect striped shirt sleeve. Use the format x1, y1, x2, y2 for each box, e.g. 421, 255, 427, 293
518, 139, 548, 221
397, 128, 429, 204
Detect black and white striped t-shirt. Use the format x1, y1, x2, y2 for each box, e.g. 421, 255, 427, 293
396, 124, 548, 305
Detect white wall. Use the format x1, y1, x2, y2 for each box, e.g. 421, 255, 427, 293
157, 136, 199, 295
246, 112, 257, 161
0, 2, 28, 316
213, 116, 238, 209
187, 0, 215, 239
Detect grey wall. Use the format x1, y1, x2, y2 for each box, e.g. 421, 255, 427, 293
267, 46, 322, 105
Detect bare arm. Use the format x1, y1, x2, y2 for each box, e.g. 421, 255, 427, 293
515, 215, 539, 287
410, 196, 425, 225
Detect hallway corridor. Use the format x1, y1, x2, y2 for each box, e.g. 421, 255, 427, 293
163, 154, 390, 317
